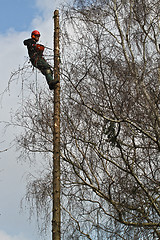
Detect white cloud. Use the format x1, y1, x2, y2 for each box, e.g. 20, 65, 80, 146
0, 3, 55, 239
33, 0, 66, 22
0, 22, 41, 240
0, 230, 31, 240
35, 0, 64, 12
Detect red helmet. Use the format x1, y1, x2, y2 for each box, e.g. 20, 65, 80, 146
31, 30, 40, 39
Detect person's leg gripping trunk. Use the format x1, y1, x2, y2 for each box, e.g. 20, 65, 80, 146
32, 57, 59, 90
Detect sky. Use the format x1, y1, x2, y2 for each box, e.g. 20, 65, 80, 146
0, 0, 65, 240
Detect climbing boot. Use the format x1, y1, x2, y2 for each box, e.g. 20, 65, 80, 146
48, 79, 59, 90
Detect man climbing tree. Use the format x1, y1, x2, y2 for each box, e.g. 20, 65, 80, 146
23, 30, 58, 90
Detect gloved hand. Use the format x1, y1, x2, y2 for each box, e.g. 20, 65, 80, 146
35, 44, 44, 52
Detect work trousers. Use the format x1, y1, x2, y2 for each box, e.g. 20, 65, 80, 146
31, 57, 53, 83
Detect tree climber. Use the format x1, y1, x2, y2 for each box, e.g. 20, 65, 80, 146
23, 30, 58, 90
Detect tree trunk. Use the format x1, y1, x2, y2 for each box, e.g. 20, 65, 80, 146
52, 9, 61, 240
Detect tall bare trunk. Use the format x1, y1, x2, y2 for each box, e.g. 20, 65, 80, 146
52, 9, 61, 240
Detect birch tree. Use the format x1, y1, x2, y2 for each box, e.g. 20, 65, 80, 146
60, 0, 160, 238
